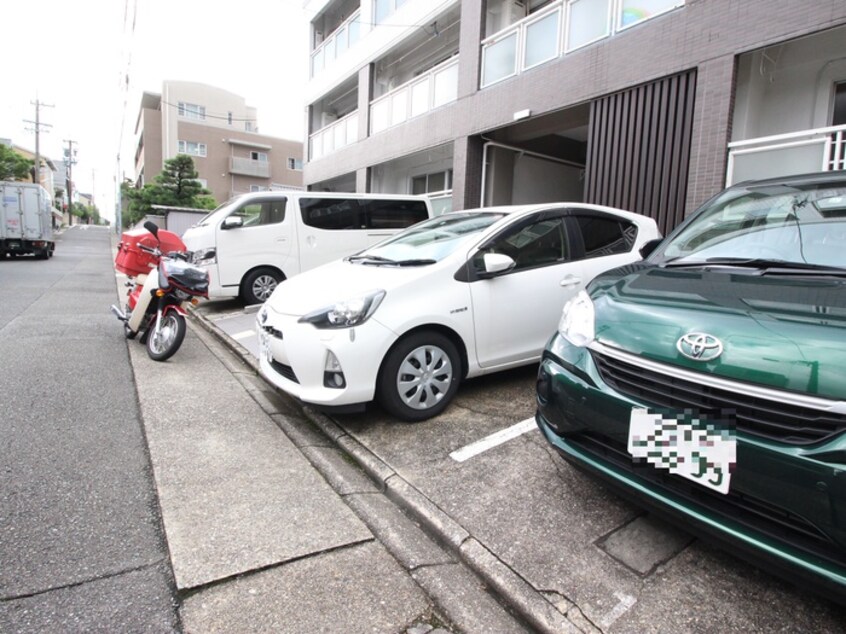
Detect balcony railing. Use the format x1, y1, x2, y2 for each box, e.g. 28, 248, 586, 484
480, 0, 684, 88
370, 56, 459, 135
427, 190, 453, 216
726, 124, 846, 186
311, 10, 362, 78
229, 157, 271, 178
309, 110, 360, 161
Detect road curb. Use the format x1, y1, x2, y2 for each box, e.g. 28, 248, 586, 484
189, 307, 582, 634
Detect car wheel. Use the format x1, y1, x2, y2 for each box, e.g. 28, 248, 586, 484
241, 268, 281, 305
377, 331, 461, 422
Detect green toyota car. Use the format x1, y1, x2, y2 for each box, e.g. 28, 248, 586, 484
536, 171, 846, 602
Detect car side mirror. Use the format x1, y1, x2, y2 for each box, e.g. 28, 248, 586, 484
222, 216, 243, 230
639, 238, 663, 259
480, 253, 516, 277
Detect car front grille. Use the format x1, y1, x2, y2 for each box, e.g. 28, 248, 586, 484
567, 433, 846, 568
592, 351, 846, 445
270, 358, 299, 384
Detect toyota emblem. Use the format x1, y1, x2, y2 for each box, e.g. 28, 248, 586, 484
677, 333, 723, 361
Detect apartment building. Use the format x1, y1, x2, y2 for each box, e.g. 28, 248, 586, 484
303, 0, 846, 233
134, 81, 303, 205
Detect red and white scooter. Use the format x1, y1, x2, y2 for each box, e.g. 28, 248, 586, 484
111, 221, 209, 361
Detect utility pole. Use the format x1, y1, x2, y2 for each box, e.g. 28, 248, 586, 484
24, 99, 53, 187
64, 140, 77, 226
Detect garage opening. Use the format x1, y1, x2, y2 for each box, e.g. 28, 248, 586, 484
480, 103, 589, 207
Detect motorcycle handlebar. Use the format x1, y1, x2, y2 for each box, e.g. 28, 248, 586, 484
138, 243, 161, 256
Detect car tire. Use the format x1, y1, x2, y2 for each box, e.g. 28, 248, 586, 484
241, 268, 281, 305
377, 331, 461, 422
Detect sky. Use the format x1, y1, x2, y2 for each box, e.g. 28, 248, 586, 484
2, 0, 309, 223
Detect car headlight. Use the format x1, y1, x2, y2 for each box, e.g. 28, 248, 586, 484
299, 290, 386, 329
558, 290, 595, 347
192, 247, 216, 265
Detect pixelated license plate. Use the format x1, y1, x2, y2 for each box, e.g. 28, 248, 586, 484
627, 408, 736, 495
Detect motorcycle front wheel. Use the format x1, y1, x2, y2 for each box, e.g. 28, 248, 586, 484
146, 312, 187, 361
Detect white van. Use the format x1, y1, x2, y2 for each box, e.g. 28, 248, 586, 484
182, 191, 434, 303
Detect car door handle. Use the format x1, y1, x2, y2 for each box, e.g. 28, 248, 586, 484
560, 276, 581, 288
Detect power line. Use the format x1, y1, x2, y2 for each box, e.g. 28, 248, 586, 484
158, 99, 259, 124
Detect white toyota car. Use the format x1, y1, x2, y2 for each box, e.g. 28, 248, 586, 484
257, 203, 660, 421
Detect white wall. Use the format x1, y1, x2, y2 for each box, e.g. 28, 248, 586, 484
512, 155, 583, 204
732, 26, 846, 140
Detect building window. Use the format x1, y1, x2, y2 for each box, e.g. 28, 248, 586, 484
178, 102, 206, 121
250, 151, 268, 162
412, 170, 452, 195
567, 0, 612, 52
834, 82, 846, 126
287, 158, 304, 170
374, 0, 408, 24
177, 140, 207, 157
617, 0, 684, 30
228, 112, 233, 125
249, 185, 270, 192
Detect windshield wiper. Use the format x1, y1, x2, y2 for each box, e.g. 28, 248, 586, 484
662, 257, 846, 276
394, 258, 437, 266
346, 254, 397, 265
346, 254, 437, 267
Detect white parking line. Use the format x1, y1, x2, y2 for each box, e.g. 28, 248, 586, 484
231, 329, 256, 341
449, 417, 537, 463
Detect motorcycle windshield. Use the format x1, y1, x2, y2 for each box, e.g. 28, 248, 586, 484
161, 258, 209, 294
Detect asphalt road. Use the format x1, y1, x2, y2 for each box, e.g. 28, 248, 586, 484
198, 296, 846, 631
0, 226, 179, 632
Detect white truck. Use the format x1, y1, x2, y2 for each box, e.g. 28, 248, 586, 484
1, 181, 55, 259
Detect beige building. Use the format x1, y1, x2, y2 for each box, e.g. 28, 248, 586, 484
133, 81, 303, 204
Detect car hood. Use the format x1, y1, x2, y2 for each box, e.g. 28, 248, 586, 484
265, 258, 439, 316
589, 264, 846, 400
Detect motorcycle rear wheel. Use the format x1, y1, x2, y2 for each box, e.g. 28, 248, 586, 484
146, 312, 186, 361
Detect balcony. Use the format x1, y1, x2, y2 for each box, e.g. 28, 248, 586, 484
726, 125, 846, 186
311, 10, 362, 79
480, 0, 684, 88
309, 110, 360, 161
229, 157, 271, 178
370, 56, 459, 135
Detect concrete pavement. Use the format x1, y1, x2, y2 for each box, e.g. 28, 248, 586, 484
129, 314, 529, 632
183, 302, 587, 633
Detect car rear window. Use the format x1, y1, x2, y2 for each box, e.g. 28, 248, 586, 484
300, 197, 429, 230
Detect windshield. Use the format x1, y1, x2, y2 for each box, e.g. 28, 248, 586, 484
194, 198, 236, 227
353, 212, 505, 264
651, 181, 846, 269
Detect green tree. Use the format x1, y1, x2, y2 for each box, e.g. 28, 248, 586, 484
71, 202, 101, 225
120, 155, 216, 227
0, 144, 34, 181
153, 154, 209, 205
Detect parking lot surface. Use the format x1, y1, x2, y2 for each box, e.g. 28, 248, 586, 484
195, 299, 846, 631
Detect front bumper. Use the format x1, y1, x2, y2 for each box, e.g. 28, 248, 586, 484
257, 310, 395, 408
536, 333, 846, 604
